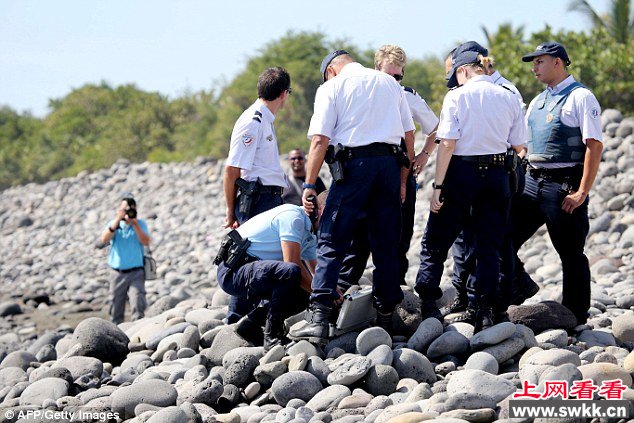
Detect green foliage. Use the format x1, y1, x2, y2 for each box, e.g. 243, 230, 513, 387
1, 26, 632, 189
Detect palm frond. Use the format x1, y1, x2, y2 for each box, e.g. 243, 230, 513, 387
567, 0, 607, 28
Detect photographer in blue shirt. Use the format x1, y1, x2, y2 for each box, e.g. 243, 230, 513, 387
101, 192, 151, 324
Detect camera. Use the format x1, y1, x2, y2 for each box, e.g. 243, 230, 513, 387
126, 207, 137, 219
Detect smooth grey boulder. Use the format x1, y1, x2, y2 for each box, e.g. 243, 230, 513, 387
203, 327, 250, 366
305, 384, 351, 412
367, 344, 393, 366
444, 392, 496, 411
524, 348, 582, 368
146, 406, 189, 423
54, 356, 103, 379
364, 364, 399, 396
304, 356, 330, 386
464, 351, 499, 375
356, 327, 392, 355
326, 356, 372, 386
470, 322, 516, 349
392, 348, 436, 384
482, 334, 525, 364
0, 351, 37, 371
224, 353, 260, 388
19, 377, 69, 406
427, 331, 470, 359
508, 301, 577, 333
271, 371, 323, 407
406, 318, 443, 353
111, 379, 178, 419
446, 369, 516, 403
72, 317, 130, 366
176, 377, 224, 406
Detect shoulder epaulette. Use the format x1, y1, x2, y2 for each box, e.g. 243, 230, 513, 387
403, 86, 417, 95
501, 85, 513, 92
252, 110, 262, 122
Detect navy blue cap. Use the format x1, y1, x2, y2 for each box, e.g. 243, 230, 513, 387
320, 50, 349, 82
445, 41, 489, 88
521, 42, 571, 65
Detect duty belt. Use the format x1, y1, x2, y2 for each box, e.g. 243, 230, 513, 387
257, 185, 284, 195
528, 166, 583, 184
113, 267, 143, 273
454, 153, 506, 166
345, 142, 401, 160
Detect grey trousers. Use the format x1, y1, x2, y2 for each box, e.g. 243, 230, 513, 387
110, 268, 147, 324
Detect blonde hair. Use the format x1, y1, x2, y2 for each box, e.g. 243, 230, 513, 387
375, 45, 407, 69
464, 54, 494, 74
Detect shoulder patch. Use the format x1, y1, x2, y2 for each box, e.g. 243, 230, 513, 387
590, 108, 599, 119
252, 116, 261, 122
242, 132, 254, 146
403, 86, 417, 95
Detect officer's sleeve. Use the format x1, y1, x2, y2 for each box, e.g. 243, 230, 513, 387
508, 101, 527, 147
226, 116, 260, 170
300, 233, 317, 261
399, 90, 416, 133
406, 91, 439, 134
576, 91, 603, 143
275, 210, 305, 245
436, 91, 460, 140
307, 84, 336, 139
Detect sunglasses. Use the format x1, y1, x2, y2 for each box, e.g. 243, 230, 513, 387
391, 74, 404, 81
290, 156, 304, 161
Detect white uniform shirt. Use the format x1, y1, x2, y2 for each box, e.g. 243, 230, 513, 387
307, 62, 415, 147
525, 75, 602, 169
490, 70, 525, 109
226, 99, 288, 188
403, 87, 439, 134
437, 75, 526, 155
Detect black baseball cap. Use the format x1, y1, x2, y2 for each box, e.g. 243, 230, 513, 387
521, 42, 571, 65
445, 41, 489, 88
320, 50, 349, 82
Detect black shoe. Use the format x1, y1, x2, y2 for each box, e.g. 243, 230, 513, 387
420, 299, 443, 323
375, 310, 394, 334
235, 315, 264, 346
509, 272, 540, 306
446, 307, 476, 325
287, 303, 331, 345
263, 315, 290, 351
474, 308, 494, 333
441, 296, 468, 316
493, 308, 510, 324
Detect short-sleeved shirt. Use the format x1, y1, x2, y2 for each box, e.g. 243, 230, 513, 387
226, 99, 288, 188
490, 70, 525, 109
403, 87, 439, 134
282, 174, 327, 206
236, 204, 317, 261
106, 219, 149, 270
307, 62, 415, 147
437, 75, 526, 155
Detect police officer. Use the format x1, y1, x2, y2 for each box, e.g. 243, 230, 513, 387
414, 46, 526, 333
223, 67, 291, 323
436, 42, 538, 324
288, 50, 415, 344
216, 194, 326, 350
504, 42, 603, 325
338, 44, 439, 291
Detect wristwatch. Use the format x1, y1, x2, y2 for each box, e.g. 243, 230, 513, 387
302, 182, 317, 190
432, 182, 444, 190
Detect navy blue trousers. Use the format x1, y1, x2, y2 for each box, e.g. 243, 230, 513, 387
451, 164, 526, 306
218, 260, 308, 319
505, 173, 590, 322
415, 159, 511, 307
226, 192, 283, 323
311, 155, 404, 312
338, 173, 417, 289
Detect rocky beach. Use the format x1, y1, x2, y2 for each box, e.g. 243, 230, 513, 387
0, 109, 633, 422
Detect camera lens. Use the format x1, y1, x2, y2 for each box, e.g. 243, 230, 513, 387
126, 208, 137, 219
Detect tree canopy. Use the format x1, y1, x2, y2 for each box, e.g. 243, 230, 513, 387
1, 23, 633, 189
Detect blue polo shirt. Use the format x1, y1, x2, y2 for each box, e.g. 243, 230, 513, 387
236, 204, 317, 261
106, 220, 149, 270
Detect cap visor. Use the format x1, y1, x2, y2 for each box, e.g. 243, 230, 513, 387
521, 51, 543, 62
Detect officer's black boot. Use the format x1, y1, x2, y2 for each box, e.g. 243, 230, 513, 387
441, 295, 468, 317
446, 307, 476, 325
235, 306, 267, 346
420, 298, 443, 323
375, 309, 394, 335
287, 302, 331, 345
509, 270, 540, 306
474, 307, 494, 333
263, 315, 290, 351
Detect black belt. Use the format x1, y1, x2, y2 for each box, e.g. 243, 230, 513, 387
113, 267, 143, 273
346, 142, 400, 160
528, 166, 583, 183
258, 185, 284, 195
454, 153, 506, 166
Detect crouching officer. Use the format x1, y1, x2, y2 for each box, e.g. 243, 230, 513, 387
504, 42, 603, 325
288, 50, 416, 344
214, 194, 326, 350
414, 46, 526, 333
